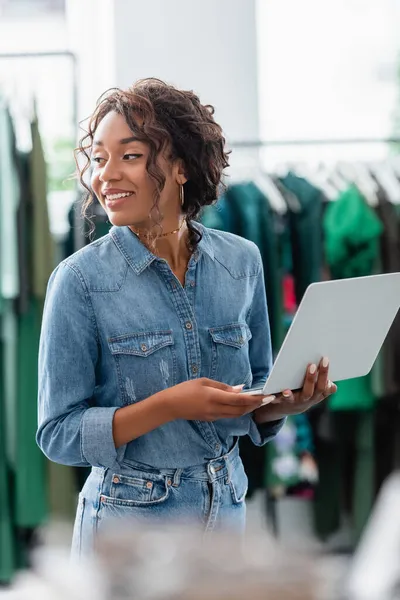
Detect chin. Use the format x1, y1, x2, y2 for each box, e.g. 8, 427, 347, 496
106, 210, 147, 228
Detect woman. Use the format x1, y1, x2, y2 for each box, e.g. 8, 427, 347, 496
37, 78, 336, 556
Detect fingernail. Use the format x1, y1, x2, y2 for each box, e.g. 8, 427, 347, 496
309, 364, 317, 375
282, 390, 292, 398
261, 395, 276, 405
232, 384, 244, 390
322, 357, 329, 369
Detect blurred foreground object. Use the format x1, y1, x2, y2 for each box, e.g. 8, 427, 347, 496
8, 526, 328, 600
94, 524, 319, 600
9, 473, 400, 600
346, 472, 400, 600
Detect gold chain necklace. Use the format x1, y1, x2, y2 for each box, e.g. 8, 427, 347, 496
133, 219, 185, 239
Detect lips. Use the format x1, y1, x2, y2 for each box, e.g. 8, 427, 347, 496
104, 191, 134, 209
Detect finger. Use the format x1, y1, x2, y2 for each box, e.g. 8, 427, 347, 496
299, 363, 317, 401
323, 380, 337, 398
201, 378, 243, 393
214, 390, 275, 408
280, 389, 295, 403
315, 357, 330, 395
219, 399, 275, 418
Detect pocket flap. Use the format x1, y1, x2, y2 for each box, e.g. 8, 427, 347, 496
108, 330, 173, 357
209, 323, 252, 348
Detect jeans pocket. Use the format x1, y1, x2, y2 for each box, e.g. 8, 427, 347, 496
101, 471, 170, 507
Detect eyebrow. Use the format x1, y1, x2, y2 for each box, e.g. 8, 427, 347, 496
93, 136, 142, 146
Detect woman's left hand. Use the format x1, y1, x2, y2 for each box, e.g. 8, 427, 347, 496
253, 357, 337, 424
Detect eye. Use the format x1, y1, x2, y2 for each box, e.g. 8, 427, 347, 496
91, 156, 105, 164
123, 153, 142, 161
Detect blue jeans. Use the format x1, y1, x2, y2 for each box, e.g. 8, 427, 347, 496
71, 442, 248, 558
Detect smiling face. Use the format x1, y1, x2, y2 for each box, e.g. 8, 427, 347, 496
90, 111, 184, 230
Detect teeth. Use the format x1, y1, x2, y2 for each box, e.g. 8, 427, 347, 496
105, 192, 133, 200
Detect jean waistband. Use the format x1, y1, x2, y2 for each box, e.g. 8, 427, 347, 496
93, 439, 240, 484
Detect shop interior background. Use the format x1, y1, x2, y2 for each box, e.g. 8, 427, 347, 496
1, 0, 400, 597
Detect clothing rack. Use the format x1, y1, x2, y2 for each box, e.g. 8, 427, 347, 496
0, 50, 85, 250
230, 137, 400, 148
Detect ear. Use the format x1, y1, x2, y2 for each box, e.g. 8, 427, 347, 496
174, 159, 188, 186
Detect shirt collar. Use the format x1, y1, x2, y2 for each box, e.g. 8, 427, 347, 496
110, 221, 214, 275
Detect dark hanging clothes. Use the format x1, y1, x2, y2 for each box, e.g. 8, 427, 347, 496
201, 182, 284, 351
279, 173, 325, 303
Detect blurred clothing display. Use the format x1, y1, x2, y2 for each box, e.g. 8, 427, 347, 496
201, 162, 400, 546
0, 97, 54, 583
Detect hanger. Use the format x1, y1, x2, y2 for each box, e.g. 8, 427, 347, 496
337, 161, 379, 208
294, 162, 338, 201
371, 162, 400, 205
253, 170, 287, 214
326, 164, 349, 194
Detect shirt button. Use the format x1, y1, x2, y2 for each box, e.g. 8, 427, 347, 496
171, 282, 177, 289
190, 281, 195, 287
215, 444, 221, 452
185, 321, 193, 330
191, 364, 198, 374
146, 481, 153, 489
112, 476, 120, 484
141, 343, 148, 352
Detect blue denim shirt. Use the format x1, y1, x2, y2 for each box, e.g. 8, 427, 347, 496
37, 223, 283, 470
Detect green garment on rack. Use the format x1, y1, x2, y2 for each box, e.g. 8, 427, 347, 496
0, 100, 21, 583
324, 185, 383, 280
0, 99, 20, 306
314, 186, 382, 546
0, 308, 15, 584
201, 183, 284, 350
323, 186, 383, 411
15, 298, 48, 527
30, 116, 55, 300
0, 106, 56, 582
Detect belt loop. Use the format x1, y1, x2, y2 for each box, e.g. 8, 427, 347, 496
225, 455, 232, 484
172, 468, 182, 487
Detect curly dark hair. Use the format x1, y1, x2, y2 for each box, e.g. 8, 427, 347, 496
75, 78, 230, 250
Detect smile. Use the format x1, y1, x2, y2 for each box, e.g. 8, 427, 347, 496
105, 192, 134, 201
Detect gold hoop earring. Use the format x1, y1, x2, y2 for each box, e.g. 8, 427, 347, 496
180, 184, 184, 207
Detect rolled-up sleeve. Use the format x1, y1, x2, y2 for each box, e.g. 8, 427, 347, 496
247, 250, 285, 446
36, 261, 124, 468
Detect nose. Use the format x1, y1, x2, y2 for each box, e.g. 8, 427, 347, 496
99, 158, 123, 183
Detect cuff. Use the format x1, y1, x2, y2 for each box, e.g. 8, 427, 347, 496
80, 407, 127, 468
248, 416, 286, 446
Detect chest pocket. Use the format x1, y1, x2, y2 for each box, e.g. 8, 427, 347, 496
209, 323, 252, 386
108, 330, 176, 405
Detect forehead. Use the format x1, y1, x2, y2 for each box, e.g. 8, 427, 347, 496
93, 111, 139, 145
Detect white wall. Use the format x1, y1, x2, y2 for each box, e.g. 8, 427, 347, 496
257, 0, 400, 164
66, 0, 260, 153
112, 0, 259, 147
65, 0, 116, 122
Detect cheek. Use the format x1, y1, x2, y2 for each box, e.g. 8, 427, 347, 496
91, 171, 100, 194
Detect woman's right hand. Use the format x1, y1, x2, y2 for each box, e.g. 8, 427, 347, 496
161, 378, 268, 422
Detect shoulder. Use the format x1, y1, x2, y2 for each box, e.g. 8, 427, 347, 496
202, 226, 261, 279
60, 233, 128, 292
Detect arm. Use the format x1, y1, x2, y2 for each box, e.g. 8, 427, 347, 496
36, 262, 172, 468
246, 250, 285, 446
